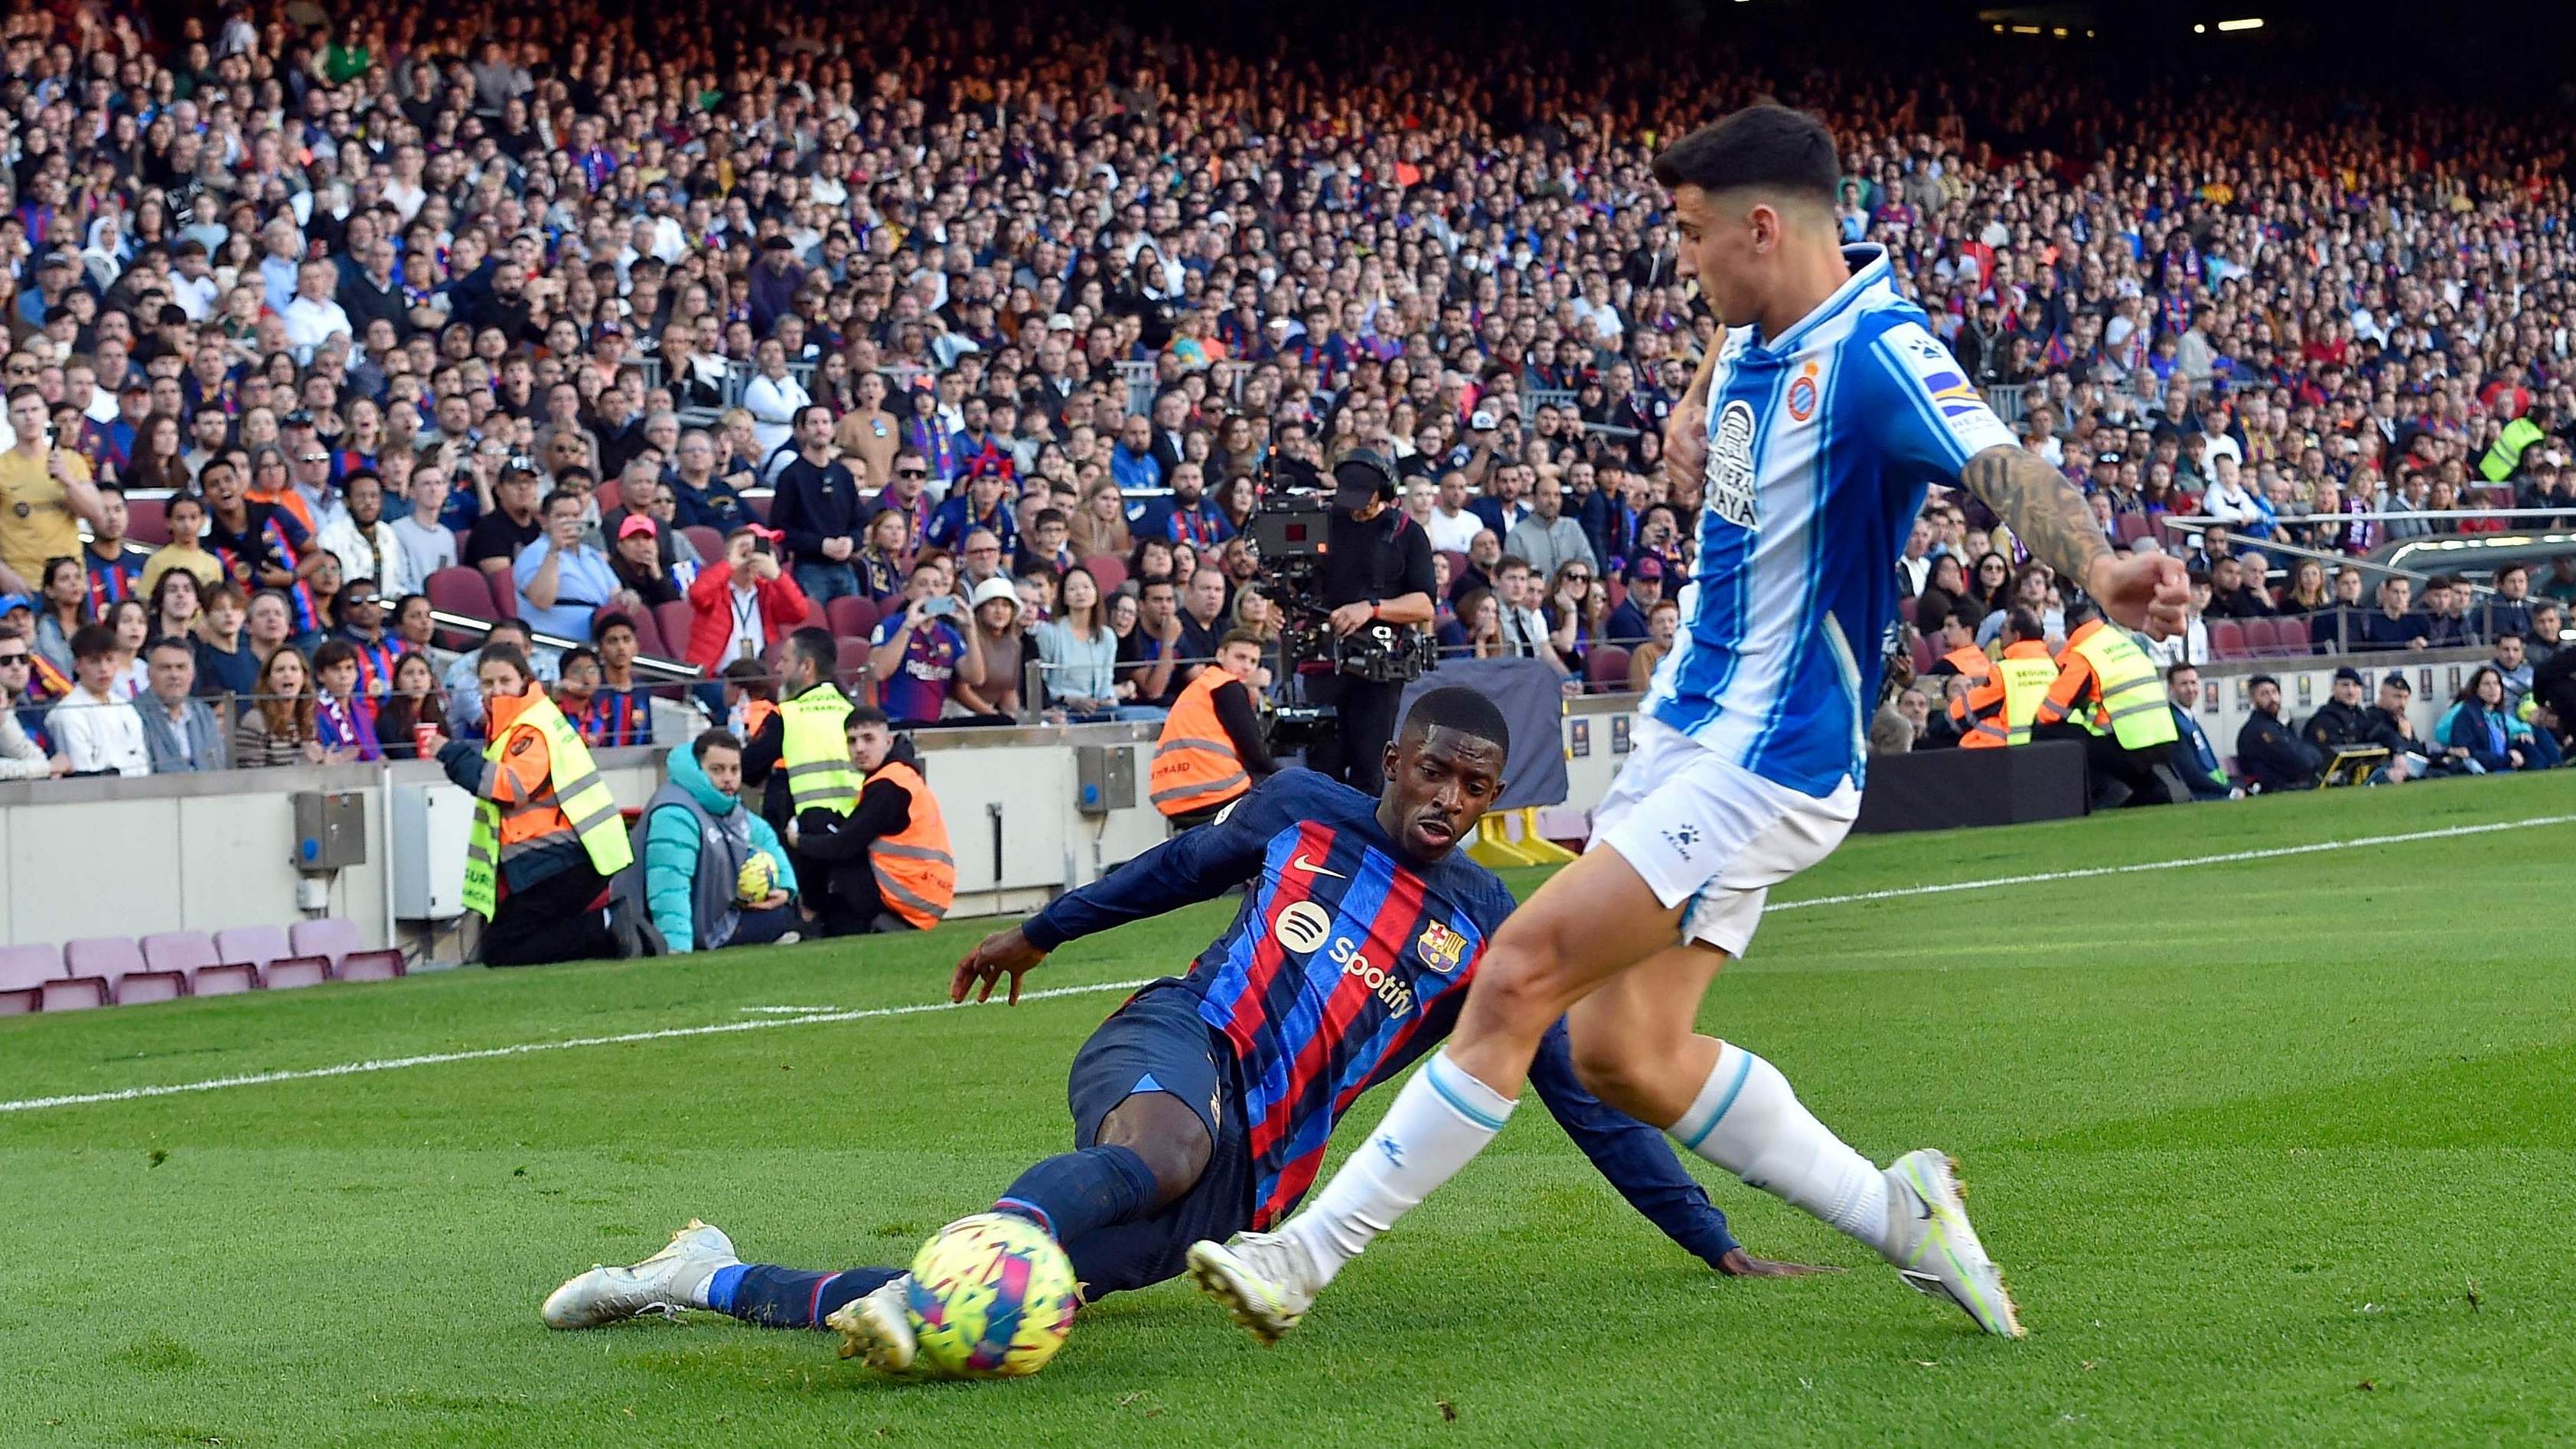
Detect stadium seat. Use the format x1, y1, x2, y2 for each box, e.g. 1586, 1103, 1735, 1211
425, 567, 497, 648
834, 635, 873, 689
653, 601, 699, 663
193, 963, 259, 996
1605, 578, 1625, 614
142, 932, 222, 996
336, 950, 406, 982
1439, 550, 1470, 588
65, 936, 168, 1007
0, 942, 59, 1014
115, 971, 187, 1006
485, 569, 520, 620
1910, 633, 1939, 677
1082, 553, 1127, 595
213, 925, 291, 976
2209, 620, 2248, 660
262, 956, 332, 990
2242, 618, 2281, 655
290, 918, 364, 973
2275, 616, 2310, 654
1897, 594, 1917, 625
1586, 645, 1632, 690
2114, 513, 2152, 547
682, 525, 725, 562
127, 496, 168, 545
826, 596, 872, 638
41, 975, 109, 1010
595, 478, 622, 514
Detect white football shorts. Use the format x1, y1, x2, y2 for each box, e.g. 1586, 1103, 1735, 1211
1588, 715, 1860, 956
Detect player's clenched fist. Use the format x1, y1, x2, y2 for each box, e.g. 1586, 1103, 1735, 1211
951, 925, 1048, 1004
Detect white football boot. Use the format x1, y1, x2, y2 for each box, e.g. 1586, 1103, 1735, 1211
540, 1219, 738, 1330
1880, 1150, 2023, 1337
1185, 1232, 1324, 1344
824, 1275, 918, 1373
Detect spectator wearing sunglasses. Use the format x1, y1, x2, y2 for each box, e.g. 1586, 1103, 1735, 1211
0, 628, 67, 778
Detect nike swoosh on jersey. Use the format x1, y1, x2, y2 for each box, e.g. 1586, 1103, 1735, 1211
1290, 853, 1346, 879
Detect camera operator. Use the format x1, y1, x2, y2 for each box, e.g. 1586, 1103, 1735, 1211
1313, 449, 1435, 792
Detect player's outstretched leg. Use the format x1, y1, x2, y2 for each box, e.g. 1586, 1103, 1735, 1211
540, 1219, 745, 1329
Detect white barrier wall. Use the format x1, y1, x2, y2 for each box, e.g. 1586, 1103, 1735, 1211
0, 647, 2509, 953
0, 723, 1173, 955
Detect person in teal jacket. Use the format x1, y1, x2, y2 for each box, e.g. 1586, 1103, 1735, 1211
621, 730, 804, 953
2434, 666, 2559, 774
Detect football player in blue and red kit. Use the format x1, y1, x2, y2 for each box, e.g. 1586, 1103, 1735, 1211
540, 687, 1828, 1369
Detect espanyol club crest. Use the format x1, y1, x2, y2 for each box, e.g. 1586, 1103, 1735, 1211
1416, 921, 1468, 974
1704, 399, 1759, 530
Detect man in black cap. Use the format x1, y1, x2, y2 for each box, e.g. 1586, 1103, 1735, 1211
1312, 449, 1436, 793
2302, 664, 2409, 782
2362, 671, 2436, 776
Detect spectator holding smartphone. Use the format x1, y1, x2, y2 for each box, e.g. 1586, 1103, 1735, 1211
867, 560, 982, 729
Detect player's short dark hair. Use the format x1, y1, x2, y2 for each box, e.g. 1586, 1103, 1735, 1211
2005, 605, 2046, 641
785, 625, 837, 677
1400, 686, 1511, 756
693, 729, 743, 762
1651, 105, 1838, 205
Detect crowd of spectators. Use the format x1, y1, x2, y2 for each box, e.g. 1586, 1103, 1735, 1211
4, 0, 2576, 786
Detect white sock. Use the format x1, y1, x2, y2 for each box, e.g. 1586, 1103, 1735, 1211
1283, 1050, 1518, 1284
1670, 1041, 1890, 1252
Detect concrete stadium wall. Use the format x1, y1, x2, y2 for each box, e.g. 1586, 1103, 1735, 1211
0, 647, 2508, 955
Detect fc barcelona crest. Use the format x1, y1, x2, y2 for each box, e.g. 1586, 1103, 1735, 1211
1417, 922, 1468, 974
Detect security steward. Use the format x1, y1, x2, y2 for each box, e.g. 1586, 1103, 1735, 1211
740, 627, 853, 880
2033, 601, 2184, 806
1945, 605, 2056, 748
794, 705, 955, 935
1151, 628, 1280, 825
1312, 448, 1435, 793
441, 641, 637, 965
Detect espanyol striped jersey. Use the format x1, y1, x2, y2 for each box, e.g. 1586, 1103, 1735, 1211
1645, 244, 2019, 797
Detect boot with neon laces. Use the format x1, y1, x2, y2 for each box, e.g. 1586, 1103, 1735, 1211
1878, 1149, 2023, 1337
541, 1220, 738, 1330
823, 1275, 918, 1373
1185, 1231, 1325, 1344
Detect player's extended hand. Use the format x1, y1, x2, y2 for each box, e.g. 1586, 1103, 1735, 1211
951, 925, 1048, 1004
1714, 1248, 1843, 1278
2084, 551, 2190, 640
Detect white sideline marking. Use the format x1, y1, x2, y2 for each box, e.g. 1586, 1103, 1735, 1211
1772, 814, 2574, 911
737, 1005, 840, 1014
0, 979, 1153, 1115
5, 811, 2568, 1116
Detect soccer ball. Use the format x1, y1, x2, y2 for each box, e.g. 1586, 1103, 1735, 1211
905, 1212, 1079, 1377
735, 851, 778, 903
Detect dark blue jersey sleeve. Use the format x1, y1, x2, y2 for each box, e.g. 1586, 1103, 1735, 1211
1019, 772, 1329, 951
1528, 1019, 1740, 1268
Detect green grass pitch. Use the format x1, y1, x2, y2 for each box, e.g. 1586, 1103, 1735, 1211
6, 773, 2575, 1446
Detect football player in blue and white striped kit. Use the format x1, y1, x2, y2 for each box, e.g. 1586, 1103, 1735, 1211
1189, 104, 2190, 1343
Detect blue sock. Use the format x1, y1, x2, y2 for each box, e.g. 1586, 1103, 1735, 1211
994, 1144, 1161, 1245
709, 1264, 904, 1328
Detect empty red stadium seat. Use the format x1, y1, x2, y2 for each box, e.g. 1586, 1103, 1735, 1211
1897, 594, 1918, 625
826, 596, 874, 638
835, 635, 873, 689
0, 942, 58, 1014
425, 567, 497, 648
1911, 633, 1939, 677
2209, 620, 2248, 659
1586, 645, 1632, 690
1081, 553, 1127, 596
128, 497, 169, 545
193, 963, 259, 996
2114, 513, 2152, 546
40, 976, 108, 1010
595, 478, 622, 514
262, 956, 331, 990
1439, 550, 1470, 588
2241, 618, 2281, 655
65, 936, 172, 1007
2275, 615, 2310, 653
142, 932, 221, 996
213, 925, 290, 974
654, 601, 699, 664
682, 526, 725, 562
289, 918, 364, 973
336, 950, 406, 982
486, 568, 520, 620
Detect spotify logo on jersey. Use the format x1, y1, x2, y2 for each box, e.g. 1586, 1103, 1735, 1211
1275, 901, 1333, 954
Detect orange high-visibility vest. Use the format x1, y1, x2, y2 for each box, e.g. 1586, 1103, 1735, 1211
1149, 668, 1252, 818
1943, 644, 2010, 748
863, 758, 954, 930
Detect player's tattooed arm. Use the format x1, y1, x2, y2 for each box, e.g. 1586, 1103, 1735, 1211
1957, 443, 2114, 590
